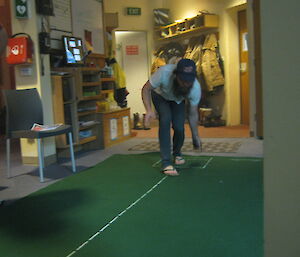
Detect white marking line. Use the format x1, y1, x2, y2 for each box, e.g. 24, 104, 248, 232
152, 159, 161, 167
65, 175, 168, 257
202, 157, 213, 169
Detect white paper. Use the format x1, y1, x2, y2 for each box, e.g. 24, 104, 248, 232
122, 116, 129, 136
242, 32, 248, 52
110, 118, 117, 140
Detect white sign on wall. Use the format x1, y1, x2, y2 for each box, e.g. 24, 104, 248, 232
110, 118, 117, 140
122, 116, 129, 136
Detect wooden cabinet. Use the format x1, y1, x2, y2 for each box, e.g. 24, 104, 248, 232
97, 108, 131, 148
155, 14, 218, 40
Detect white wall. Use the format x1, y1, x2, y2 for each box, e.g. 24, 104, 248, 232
262, 0, 300, 256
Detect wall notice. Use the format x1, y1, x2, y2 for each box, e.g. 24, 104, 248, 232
110, 118, 118, 140
126, 45, 139, 55
122, 116, 129, 136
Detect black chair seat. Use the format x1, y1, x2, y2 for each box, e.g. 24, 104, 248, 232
11, 124, 72, 139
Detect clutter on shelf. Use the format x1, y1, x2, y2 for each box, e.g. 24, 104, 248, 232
155, 12, 218, 40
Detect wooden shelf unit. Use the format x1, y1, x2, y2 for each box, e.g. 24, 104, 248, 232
155, 14, 218, 40
79, 136, 97, 145
52, 65, 132, 152
97, 107, 131, 148
101, 77, 115, 82
52, 67, 103, 151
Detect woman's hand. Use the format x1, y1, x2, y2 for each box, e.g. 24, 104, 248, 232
144, 111, 156, 128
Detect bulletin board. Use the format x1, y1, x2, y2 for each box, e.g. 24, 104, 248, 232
71, 0, 105, 54
49, 0, 72, 49
49, 0, 105, 54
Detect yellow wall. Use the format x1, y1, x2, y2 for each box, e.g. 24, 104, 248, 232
10, 0, 56, 162
165, 0, 224, 20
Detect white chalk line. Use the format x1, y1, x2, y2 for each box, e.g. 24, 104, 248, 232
152, 159, 161, 167
202, 157, 213, 169
65, 175, 168, 257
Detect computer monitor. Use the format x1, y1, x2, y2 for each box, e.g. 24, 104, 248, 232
62, 35, 84, 65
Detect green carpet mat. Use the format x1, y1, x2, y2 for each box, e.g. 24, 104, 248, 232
0, 153, 263, 257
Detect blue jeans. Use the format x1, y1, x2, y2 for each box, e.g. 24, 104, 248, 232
151, 91, 185, 168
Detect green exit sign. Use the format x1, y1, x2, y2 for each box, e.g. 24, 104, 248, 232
127, 7, 141, 16
15, 0, 29, 19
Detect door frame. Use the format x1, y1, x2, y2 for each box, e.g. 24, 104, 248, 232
238, 9, 250, 125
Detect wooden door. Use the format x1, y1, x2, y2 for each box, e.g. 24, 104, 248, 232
238, 10, 249, 125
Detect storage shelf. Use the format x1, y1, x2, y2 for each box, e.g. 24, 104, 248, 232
156, 14, 218, 40
79, 124, 98, 130
63, 100, 75, 104
101, 89, 114, 95
158, 26, 218, 40
78, 111, 97, 117
81, 67, 102, 72
101, 77, 115, 82
82, 82, 101, 87
79, 136, 97, 145
79, 95, 103, 101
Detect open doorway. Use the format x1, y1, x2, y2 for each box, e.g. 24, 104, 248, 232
115, 31, 149, 116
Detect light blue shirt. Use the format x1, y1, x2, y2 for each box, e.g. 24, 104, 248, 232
149, 64, 201, 106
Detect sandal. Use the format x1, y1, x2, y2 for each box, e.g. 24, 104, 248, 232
162, 165, 179, 176
174, 156, 185, 165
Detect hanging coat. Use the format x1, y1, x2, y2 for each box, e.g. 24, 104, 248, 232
184, 42, 203, 75
201, 34, 225, 91
150, 56, 166, 74
111, 61, 126, 89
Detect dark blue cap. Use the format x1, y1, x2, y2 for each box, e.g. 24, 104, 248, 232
176, 58, 196, 82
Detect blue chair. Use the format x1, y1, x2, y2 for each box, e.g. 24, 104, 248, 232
3, 88, 76, 182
